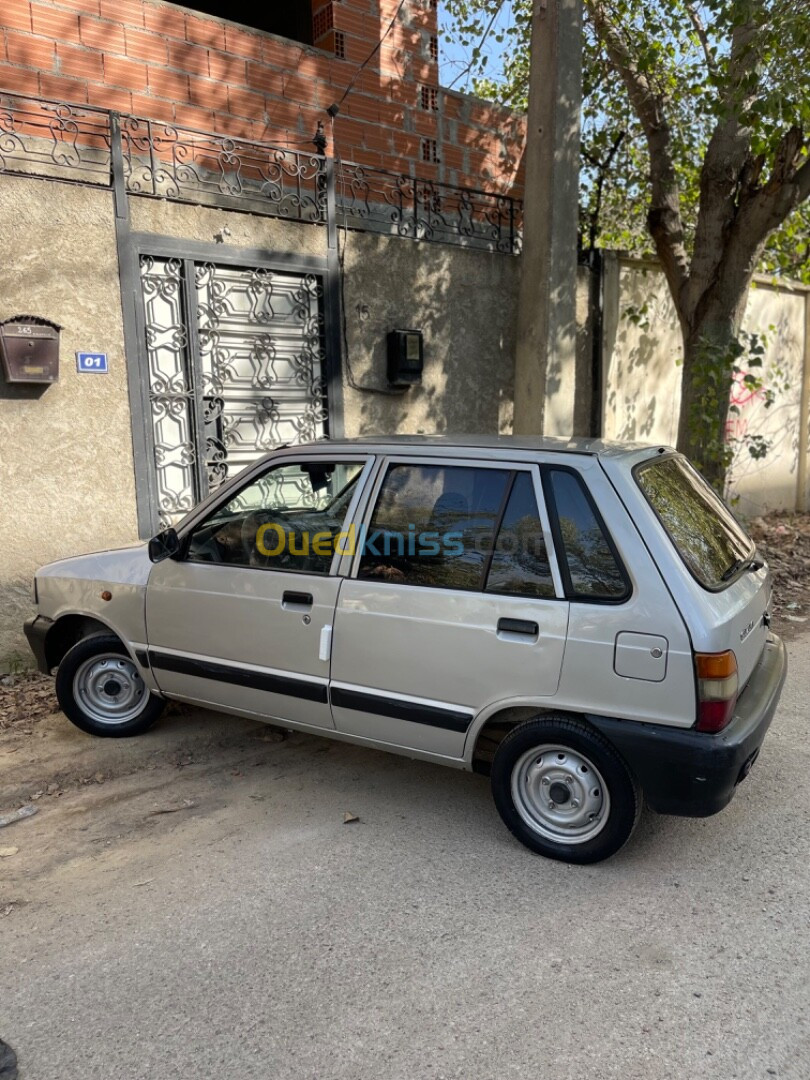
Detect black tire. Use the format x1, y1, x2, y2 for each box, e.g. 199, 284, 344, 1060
55, 634, 165, 738
490, 715, 641, 864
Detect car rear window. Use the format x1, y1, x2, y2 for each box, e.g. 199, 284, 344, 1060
635, 455, 754, 589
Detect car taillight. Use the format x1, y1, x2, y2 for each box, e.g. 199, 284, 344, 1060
695, 650, 738, 733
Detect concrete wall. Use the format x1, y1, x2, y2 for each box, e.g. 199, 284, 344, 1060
601, 254, 810, 515
341, 230, 519, 436
0, 177, 140, 665
129, 198, 329, 256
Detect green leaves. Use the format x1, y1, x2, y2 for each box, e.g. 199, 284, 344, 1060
441, 0, 810, 265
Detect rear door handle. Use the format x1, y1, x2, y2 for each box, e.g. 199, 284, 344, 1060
282, 590, 313, 608
497, 618, 539, 637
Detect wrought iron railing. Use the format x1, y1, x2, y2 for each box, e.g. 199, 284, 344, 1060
0, 91, 522, 252
0, 92, 112, 185
336, 161, 522, 254
119, 115, 326, 222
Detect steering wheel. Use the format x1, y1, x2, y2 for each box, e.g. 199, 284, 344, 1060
241, 508, 300, 568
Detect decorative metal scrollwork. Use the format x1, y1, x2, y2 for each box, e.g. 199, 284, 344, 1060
0, 93, 112, 183
141, 256, 328, 527
0, 91, 523, 252
337, 159, 522, 254
120, 114, 327, 222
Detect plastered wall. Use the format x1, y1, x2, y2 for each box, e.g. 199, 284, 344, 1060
341, 230, 519, 437
601, 255, 810, 515
0, 177, 139, 664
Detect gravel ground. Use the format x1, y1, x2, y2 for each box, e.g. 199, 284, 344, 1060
0, 630, 808, 1080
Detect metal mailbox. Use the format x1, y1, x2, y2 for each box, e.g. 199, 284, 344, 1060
0, 316, 61, 385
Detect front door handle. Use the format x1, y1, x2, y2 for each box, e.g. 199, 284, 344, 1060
282, 590, 313, 608
497, 618, 539, 637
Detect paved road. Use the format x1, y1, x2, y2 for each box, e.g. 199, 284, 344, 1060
2, 635, 810, 1080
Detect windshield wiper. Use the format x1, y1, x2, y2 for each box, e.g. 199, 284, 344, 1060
721, 555, 765, 582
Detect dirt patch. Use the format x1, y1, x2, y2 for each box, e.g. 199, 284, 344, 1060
0, 698, 304, 914
748, 512, 810, 637
0, 671, 58, 732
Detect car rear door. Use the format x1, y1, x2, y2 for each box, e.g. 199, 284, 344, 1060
329, 456, 570, 759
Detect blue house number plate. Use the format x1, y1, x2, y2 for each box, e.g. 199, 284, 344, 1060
76, 352, 109, 373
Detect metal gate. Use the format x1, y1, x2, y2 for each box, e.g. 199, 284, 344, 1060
138, 255, 329, 528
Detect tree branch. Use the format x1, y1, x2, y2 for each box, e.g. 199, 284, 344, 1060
683, 19, 762, 326
684, 2, 717, 75
697, 135, 810, 334
445, 1, 506, 91
583, 129, 626, 251
797, 154, 810, 204
585, 0, 690, 307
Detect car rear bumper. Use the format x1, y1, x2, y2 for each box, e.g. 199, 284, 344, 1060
24, 614, 53, 674
588, 634, 787, 817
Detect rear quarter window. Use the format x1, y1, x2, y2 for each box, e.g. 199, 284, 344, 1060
635, 455, 754, 590
544, 468, 630, 601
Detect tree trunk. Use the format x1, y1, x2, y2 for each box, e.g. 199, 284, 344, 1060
676, 308, 747, 492
675, 228, 763, 490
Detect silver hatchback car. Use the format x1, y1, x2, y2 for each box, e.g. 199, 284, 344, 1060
24, 436, 786, 863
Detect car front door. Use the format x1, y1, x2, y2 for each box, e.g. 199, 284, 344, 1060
145, 454, 372, 729
329, 457, 571, 759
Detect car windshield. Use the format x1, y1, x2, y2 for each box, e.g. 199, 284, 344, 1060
635, 455, 754, 589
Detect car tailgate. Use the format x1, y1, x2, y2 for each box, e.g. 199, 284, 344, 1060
715, 565, 771, 691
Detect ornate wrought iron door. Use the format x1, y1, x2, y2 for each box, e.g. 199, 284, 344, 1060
139, 255, 328, 528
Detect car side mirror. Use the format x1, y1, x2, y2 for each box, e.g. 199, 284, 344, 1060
148, 527, 181, 563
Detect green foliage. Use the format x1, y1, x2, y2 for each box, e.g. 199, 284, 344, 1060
684, 329, 789, 489
441, 0, 810, 274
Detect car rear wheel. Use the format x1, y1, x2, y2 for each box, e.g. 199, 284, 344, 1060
490, 715, 641, 864
55, 634, 164, 737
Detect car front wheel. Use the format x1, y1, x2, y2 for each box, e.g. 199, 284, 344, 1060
490, 715, 641, 864
55, 634, 165, 737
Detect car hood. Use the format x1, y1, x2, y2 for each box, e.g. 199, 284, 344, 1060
37, 544, 152, 587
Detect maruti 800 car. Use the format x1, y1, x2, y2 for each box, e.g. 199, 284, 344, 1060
25, 436, 786, 863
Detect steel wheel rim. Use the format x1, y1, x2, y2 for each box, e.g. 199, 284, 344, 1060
73, 653, 147, 725
511, 744, 611, 845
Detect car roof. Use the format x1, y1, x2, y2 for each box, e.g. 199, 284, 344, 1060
301, 434, 670, 458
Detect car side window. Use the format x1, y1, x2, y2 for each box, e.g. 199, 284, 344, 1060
358, 463, 511, 590
484, 472, 555, 598
545, 468, 629, 601
185, 460, 364, 573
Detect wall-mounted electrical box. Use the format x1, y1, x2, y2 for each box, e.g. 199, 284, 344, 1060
387, 329, 424, 388
0, 316, 61, 385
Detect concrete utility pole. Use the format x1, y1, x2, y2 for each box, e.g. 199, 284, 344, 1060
513, 0, 584, 436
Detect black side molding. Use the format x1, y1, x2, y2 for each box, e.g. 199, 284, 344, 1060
330, 686, 473, 734
148, 650, 328, 704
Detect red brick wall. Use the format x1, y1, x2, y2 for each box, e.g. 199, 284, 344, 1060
0, 0, 525, 197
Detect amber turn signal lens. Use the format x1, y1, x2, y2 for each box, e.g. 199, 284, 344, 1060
695, 651, 737, 680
